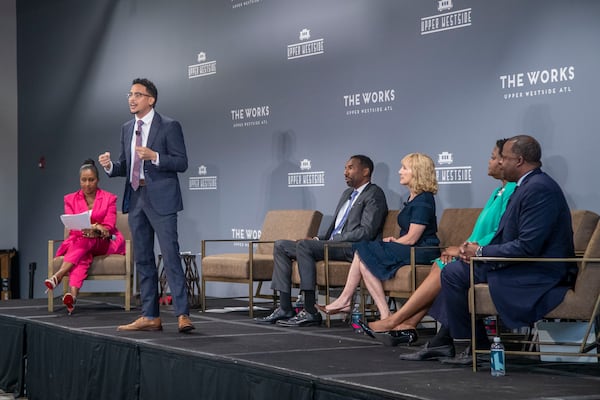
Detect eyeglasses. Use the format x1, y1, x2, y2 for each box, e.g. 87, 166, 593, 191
126, 92, 152, 99
501, 155, 521, 162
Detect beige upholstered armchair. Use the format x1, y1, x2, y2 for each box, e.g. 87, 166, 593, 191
292, 209, 400, 327
47, 211, 133, 312
201, 209, 322, 317
469, 212, 600, 371
382, 208, 482, 300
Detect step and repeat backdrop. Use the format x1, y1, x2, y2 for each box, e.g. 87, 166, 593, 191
17, 0, 600, 297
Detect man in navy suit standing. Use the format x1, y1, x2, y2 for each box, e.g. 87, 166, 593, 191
403, 135, 575, 363
98, 78, 194, 333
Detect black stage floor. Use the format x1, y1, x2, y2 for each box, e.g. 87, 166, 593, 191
1, 297, 599, 400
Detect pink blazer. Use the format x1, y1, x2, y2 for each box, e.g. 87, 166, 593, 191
56, 188, 126, 256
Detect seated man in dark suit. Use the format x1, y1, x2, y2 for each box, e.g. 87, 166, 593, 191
256, 155, 388, 326
403, 135, 575, 364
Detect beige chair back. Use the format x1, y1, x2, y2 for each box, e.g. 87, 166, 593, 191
384, 207, 483, 295
437, 208, 482, 247
571, 210, 600, 255
547, 220, 600, 319
381, 209, 400, 238
257, 209, 323, 254
201, 209, 323, 317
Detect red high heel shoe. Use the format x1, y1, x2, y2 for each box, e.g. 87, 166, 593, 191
63, 293, 76, 315
44, 275, 60, 293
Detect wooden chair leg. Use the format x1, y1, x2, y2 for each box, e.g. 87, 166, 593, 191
248, 280, 254, 318
201, 277, 206, 312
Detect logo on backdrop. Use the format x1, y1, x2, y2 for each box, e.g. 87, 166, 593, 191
231, 226, 262, 247
499, 65, 575, 101
288, 159, 325, 187
188, 52, 217, 79
189, 165, 218, 190
343, 88, 395, 116
287, 29, 325, 60
231, 105, 270, 128
435, 151, 472, 185
421, 1, 472, 35
231, 0, 261, 9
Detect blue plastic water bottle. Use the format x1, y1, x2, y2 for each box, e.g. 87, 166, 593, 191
351, 303, 363, 333
490, 336, 506, 376
294, 293, 304, 315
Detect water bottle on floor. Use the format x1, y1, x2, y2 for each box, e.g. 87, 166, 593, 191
490, 336, 506, 376
351, 303, 363, 333
294, 293, 304, 315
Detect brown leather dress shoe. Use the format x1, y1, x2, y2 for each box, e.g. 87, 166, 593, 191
117, 316, 163, 331
178, 315, 195, 333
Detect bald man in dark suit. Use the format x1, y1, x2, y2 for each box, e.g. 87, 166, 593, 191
404, 135, 575, 364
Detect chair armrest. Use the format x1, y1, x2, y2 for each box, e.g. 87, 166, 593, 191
468, 256, 589, 278
201, 239, 278, 258
470, 256, 600, 278
471, 256, 587, 263
467, 256, 600, 310
323, 242, 353, 248
322, 242, 353, 261
202, 239, 254, 244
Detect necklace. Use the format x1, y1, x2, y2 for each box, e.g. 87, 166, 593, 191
85, 195, 95, 209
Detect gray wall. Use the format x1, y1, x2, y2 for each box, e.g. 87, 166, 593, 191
14, 0, 600, 298
0, 0, 17, 249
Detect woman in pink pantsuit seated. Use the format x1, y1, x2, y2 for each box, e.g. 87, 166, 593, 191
45, 159, 125, 314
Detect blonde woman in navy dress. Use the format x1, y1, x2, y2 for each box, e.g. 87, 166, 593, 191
318, 153, 440, 323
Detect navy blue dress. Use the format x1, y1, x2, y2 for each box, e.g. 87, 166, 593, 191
352, 191, 440, 281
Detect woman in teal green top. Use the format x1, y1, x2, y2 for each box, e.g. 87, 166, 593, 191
365, 139, 516, 345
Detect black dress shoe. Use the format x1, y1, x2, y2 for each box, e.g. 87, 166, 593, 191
398, 342, 456, 361
373, 329, 418, 347
439, 346, 488, 366
276, 309, 322, 327
356, 320, 375, 338
357, 320, 417, 346
254, 307, 295, 324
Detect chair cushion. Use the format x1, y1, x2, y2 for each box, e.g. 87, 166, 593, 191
471, 284, 498, 315
202, 253, 274, 280
382, 265, 413, 293
52, 254, 128, 276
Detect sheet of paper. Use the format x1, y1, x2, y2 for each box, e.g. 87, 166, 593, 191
60, 211, 92, 230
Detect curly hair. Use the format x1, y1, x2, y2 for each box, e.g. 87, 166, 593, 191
402, 153, 438, 194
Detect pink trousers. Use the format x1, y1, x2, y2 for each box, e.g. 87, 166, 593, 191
61, 237, 110, 289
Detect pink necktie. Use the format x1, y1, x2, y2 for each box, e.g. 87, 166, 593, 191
130, 120, 144, 190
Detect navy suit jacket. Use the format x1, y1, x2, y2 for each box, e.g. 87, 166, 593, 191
110, 112, 188, 215
482, 168, 575, 327
320, 183, 388, 242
